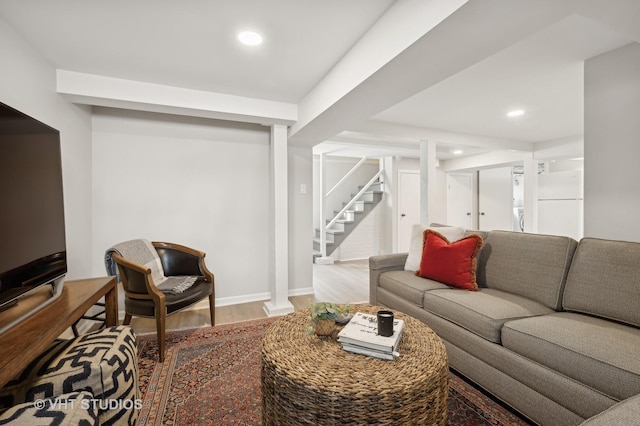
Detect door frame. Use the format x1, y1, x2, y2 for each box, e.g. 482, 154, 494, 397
397, 169, 420, 252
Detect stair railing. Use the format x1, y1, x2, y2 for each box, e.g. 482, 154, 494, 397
325, 170, 383, 231
318, 156, 384, 259
325, 157, 368, 197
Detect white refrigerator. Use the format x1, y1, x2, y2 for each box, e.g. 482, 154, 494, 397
537, 170, 583, 241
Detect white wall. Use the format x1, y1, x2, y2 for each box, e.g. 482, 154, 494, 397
375, 156, 449, 255
584, 42, 640, 242
394, 157, 447, 224
0, 16, 313, 310
0, 17, 93, 280
332, 204, 383, 261
288, 146, 314, 293
91, 107, 279, 305
433, 167, 448, 224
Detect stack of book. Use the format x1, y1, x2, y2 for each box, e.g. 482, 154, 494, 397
337, 312, 405, 360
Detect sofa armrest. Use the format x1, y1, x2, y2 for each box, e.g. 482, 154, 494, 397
579, 394, 640, 426
369, 253, 408, 305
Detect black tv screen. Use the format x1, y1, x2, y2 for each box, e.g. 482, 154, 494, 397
0, 102, 67, 313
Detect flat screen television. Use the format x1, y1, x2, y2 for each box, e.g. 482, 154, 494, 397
0, 102, 66, 332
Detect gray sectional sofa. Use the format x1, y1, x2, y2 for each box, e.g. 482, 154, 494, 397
369, 229, 640, 425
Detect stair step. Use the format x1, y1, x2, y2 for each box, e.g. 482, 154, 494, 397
313, 238, 334, 245
335, 218, 355, 223
315, 228, 344, 236
354, 190, 383, 195
319, 176, 384, 257
326, 219, 354, 225
358, 181, 383, 189
348, 200, 375, 205
334, 209, 363, 215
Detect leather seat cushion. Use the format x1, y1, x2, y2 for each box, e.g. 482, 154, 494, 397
125, 279, 212, 317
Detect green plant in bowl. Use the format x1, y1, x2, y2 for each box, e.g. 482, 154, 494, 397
306, 302, 348, 335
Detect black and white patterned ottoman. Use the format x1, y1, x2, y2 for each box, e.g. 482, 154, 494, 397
0, 326, 139, 425
0, 391, 98, 425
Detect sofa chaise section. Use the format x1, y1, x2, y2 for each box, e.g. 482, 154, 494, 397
370, 228, 640, 425
502, 312, 640, 403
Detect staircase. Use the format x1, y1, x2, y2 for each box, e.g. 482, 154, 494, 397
314, 180, 383, 260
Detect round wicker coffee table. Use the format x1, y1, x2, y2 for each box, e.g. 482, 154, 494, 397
261, 304, 448, 425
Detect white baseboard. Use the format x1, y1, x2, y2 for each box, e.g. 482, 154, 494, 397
215, 292, 272, 307
117, 288, 315, 320
288, 286, 314, 297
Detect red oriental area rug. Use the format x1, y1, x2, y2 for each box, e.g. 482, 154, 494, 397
136, 318, 532, 425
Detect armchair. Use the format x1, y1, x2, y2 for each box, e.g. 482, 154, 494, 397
105, 240, 215, 362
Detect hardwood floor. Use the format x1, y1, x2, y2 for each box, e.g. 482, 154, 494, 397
128, 259, 370, 334
312, 259, 369, 304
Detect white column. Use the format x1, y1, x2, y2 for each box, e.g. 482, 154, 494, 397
523, 154, 538, 233
263, 124, 294, 317
319, 153, 326, 257
419, 140, 437, 225
385, 156, 398, 254
315, 153, 334, 264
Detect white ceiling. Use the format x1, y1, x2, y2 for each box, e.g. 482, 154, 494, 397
374, 15, 629, 144
0, 0, 394, 103
0, 0, 638, 161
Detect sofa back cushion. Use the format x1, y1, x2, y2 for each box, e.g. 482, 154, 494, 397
477, 230, 577, 310
564, 237, 640, 327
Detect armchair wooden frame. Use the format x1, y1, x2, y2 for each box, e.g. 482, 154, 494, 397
112, 241, 215, 362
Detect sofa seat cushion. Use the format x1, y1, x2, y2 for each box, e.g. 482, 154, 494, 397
379, 270, 448, 307
502, 312, 640, 401
422, 288, 554, 343
579, 393, 640, 426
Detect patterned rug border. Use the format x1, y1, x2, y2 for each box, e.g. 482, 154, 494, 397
133, 316, 273, 336
136, 317, 531, 425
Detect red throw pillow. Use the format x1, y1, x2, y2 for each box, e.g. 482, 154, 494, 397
416, 229, 483, 290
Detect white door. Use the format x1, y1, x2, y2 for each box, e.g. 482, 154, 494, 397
479, 167, 513, 231
397, 171, 420, 252
446, 173, 473, 228
537, 170, 584, 239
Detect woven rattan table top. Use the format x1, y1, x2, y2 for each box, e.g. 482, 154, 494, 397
261, 304, 449, 425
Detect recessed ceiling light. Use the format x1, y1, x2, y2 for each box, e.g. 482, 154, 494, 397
452, 149, 463, 155
238, 31, 263, 46
507, 109, 525, 117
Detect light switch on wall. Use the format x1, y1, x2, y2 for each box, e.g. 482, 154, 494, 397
300, 184, 307, 194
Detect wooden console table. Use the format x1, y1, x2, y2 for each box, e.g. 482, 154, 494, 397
0, 276, 118, 387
